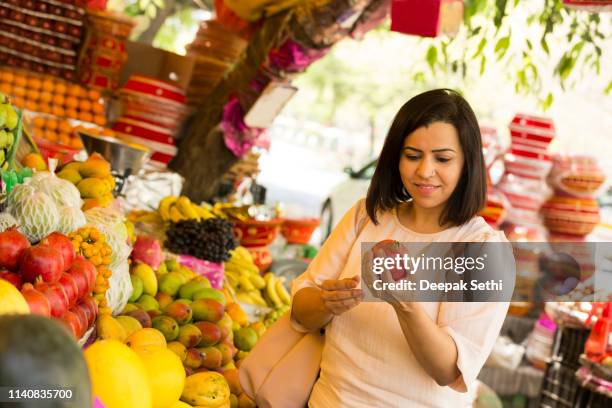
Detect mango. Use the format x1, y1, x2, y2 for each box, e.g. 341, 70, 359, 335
192, 288, 226, 306
96, 315, 127, 342
181, 372, 230, 407
165, 301, 193, 325
223, 369, 243, 395
183, 348, 204, 369
77, 177, 111, 199
233, 327, 258, 352
116, 316, 143, 337
132, 263, 157, 296
238, 393, 256, 408
21, 153, 46, 171
159, 272, 186, 296
57, 168, 82, 184
178, 324, 202, 348
191, 299, 224, 323
126, 309, 152, 328
217, 313, 233, 341
137, 294, 159, 312
128, 274, 144, 302
152, 316, 179, 342
178, 280, 211, 300
79, 157, 111, 178
121, 303, 140, 314
215, 341, 236, 366
61, 161, 82, 174
197, 346, 222, 369
155, 292, 173, 311
167, 341, 187, 362
194, 321, 221, 347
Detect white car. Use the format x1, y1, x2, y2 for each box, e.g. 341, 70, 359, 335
318, 159, 377, 243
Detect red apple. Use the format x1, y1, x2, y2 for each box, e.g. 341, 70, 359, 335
20, 246, 64, 283
61, 309, 82, 338
20, 283, 51, 317
58, 272, 78, 306
0, 270, 22, 289
69, 256, 96, 295
0, 227, 30, 270
35, 281, 69, 318
40, 232, 74, 271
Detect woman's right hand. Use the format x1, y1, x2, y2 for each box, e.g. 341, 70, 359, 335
320, 276, 364, 316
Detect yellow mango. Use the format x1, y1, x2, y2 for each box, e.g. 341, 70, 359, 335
77, 177, 111, 199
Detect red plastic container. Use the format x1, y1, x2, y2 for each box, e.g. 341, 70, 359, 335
281, 218, 321, 245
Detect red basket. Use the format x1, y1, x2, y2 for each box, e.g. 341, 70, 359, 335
281, 218, 321, 245
233, 218, 283, 247
35, 138, 80, 166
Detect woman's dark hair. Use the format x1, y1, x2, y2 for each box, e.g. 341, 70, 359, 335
365, 88, 486, 226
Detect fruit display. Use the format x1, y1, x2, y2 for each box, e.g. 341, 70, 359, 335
0, 227, 99, 339
6, 171, 86, 242
27, 114, 84, 149
158, 195, 219, 223
0, 69, 105, 124
0, 314, 92, 407
56, 153, 116, 210
0, 0, 86, 81
0, 92, 19, 170
165, 218, 238, 263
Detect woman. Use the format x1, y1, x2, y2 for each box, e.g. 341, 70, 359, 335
291, 89, 514, 407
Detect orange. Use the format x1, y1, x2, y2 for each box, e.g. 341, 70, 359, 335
12, 87, 26, 97
14, 75, 27, 88
0, 71, 14, 83
11, 97, 25, 108
93, 115, 106, 126
55, 82, 67, 95
39, 91, 52, 103
59, 120, 72, 133
67, 85, 82, 97
52, 106, 65, 118
53, 94, 65, 107
88, 89, 101, 100
32, 116, 45, 128
66, 109, 79, 120
41, 80, 54, 93
26, 89, 40, 101
38, 103, 51, 114
44, 130, 58, 142
65, 96, 78, 109
78, 111, 93, 123
0, 83, 11, 94
29, 78, 42, 90
70, 137, 83, 150
92, 103, 105, 114
46, 119, 58, 131
59, 133, 71, 146
25, 101, 38, 112
78, 99, 92, 112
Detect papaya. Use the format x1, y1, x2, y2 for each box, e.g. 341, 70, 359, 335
0, 315, 92, 407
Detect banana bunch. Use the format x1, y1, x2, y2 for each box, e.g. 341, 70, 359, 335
262, 272, 291, 309
158, 195, 215, 223
0, 93, 19, 171
225, 247, 268, 307
128, 210, 163, 224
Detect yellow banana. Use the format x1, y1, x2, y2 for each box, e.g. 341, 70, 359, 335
275, 279, 291, 305
195, 205, 213, 220
248, 273, 266, 290
265, 274, 283, 308
169, 205, 185, 223
238, 276, 256, 292
236, 292, 254, 304
246, 290, 267, 307
158, 196, 178, 221
177, 196, 199, 220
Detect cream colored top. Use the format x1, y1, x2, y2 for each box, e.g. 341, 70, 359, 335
291, 199, 512, 408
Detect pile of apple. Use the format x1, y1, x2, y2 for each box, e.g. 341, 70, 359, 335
0, 227, 98, 339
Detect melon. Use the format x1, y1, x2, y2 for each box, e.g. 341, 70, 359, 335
10, 191, 60, 243
0, 212, 19, 232
0, 314, 92, 407
57, 206, 87, 235
29, 172, 83, 209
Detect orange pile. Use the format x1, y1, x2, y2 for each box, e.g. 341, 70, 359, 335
29, 116, 83, 150
0, 70, 106, 126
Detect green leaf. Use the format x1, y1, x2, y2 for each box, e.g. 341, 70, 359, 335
526, 39, 532, 50
494, 36, 510, 59
152, 0, 164, 7
480, 55, 486, 75
540, 37, 550, 55
605, 80, 612, 95
494, 0, 509, 27
472, 38, 487, 60
541, 92, 554, 111
146, 3, 157, 18
412, 72, 426, 84
426, 45, 438, 72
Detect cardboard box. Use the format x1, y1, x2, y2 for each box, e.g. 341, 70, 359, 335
119, 41, 196, 90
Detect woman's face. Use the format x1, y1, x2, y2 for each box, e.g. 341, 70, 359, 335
399, 121, 465, 213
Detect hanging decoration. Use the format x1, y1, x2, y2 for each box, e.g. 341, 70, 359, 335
390, 0, 463, 38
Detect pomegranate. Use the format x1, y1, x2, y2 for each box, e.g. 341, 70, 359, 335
69, 265, 89, 299
61, 309, 82, 338
71, 305, 89, 336
0, 228, 30, 271
58, 273, 78, 306
79, 296, 98, 326
0, 270, 22, 289
20, 283, 51, 317
20, 246, 64, 283
69, 256, 96, 294
35, 281, 68, 318
40, 232, 74, 271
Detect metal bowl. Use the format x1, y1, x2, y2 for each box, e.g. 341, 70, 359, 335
78, 131, 151, 174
